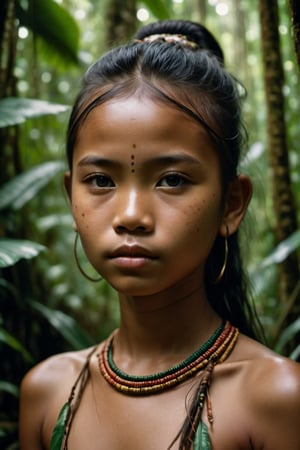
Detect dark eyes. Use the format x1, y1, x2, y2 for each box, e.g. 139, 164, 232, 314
158, 173, 188, 188
84, 172, 188, 189
85, 174, 115, 188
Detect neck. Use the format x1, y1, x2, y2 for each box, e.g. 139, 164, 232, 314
114, 275, 221, 365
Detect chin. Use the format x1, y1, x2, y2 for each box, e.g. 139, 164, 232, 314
110, 279, 163, 298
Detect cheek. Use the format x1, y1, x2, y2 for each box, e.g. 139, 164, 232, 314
72, 203, 91, 231
183, 194, 222, 234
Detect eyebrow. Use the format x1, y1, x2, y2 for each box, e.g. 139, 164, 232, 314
77, 153, 202, 168
77, 156, 120, 168
146, 154, 202, 166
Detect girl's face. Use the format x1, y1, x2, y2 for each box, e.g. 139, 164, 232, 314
66, 94, 240, 297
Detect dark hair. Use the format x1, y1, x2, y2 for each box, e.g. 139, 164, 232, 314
66, 19, 262, 341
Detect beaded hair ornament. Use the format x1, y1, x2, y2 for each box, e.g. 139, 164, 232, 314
135, 33, 199, 49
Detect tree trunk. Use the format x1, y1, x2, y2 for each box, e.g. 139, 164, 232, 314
105, 0, 137, 47
289, 0, 300, 73
0, 0, 20, 184
0, 0, 17, 98
232, 0, 247, 80
259, 0, 300, 352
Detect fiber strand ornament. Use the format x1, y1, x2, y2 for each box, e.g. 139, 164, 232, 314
50, 346, 98, 450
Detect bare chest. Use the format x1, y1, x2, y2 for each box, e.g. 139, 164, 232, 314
56, 377, 255, 450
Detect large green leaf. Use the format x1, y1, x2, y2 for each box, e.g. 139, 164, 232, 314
0, 381, 19, 397
250, 231, 300, 296
0, 161, 65, 211
0, 97, 69, 128
290, 344, 300, 361
260, 230, 300, 268
0, 238, 46, 268
16, 0, 80, 64
142, 0, 171, 19
275, 317, 300, 356
32, 302, 94, 350
0, 327, 32, 361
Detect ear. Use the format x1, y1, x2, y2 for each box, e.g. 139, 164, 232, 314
219, 174, 252, 236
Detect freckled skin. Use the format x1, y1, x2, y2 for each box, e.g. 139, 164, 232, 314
19, 95, 300, 450
66, 95, 232, 298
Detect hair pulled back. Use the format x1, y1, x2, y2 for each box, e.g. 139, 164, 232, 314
66, 19, 262, 340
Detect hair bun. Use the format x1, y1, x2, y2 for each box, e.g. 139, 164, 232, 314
134, 19, 224, 62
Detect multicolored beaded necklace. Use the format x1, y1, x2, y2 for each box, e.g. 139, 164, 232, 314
97, 320, 238, 396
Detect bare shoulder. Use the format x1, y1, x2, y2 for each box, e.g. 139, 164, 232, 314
19, 346, 97, 450
234, 335, 300, 449
236, 334, 300, 394
20, 346, 95, 398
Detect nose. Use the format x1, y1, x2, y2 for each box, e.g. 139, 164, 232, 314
112, 189, 154, 234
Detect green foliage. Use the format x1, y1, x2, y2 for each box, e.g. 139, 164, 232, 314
0, 328, 32, 362
16, 0, 80, 64
0, 238, 45, 268
0, 161, 65, 210
250, 231, 300, 356
32, 301, 93, 350
260, 230, 300, 268
0, 3, 83, 447
0, 97, 69, 128
142, 0, 171, 19
275, 317, 300, 360
0, 381, 19, 398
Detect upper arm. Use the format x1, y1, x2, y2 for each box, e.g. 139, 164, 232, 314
249, 358, 300, 450
19, 368, 46, 450
19, 350, 87, 450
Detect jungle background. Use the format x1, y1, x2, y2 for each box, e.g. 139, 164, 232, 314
0, 0, 299, 448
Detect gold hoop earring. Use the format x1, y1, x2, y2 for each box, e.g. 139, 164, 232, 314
74, 233, 102, 282
214, 226, 229, 284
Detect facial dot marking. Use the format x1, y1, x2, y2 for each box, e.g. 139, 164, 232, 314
131, 153, 135, 173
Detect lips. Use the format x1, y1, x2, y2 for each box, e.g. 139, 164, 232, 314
109, 245, 157, 269
110, 245, 156, 259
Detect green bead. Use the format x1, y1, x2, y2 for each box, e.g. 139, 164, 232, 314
107, 320, 226, 383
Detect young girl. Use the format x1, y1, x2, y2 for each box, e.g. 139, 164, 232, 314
19, 20, 300, 450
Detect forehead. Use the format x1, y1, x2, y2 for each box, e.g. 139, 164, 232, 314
71, 94, 222, 177
74, 93, 215, 152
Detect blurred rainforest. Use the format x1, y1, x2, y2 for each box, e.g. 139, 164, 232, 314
0, 0, 300, 447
